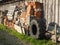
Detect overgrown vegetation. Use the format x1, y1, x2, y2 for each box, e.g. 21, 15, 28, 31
0, 24, 55, 45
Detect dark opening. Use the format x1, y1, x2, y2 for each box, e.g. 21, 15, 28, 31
32, 24, 37, 35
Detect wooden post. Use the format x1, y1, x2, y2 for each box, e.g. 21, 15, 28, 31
55, 24, 57, 43
55, 0, 58, 43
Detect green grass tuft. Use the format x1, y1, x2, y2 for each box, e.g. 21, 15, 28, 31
0, 24, 55, 45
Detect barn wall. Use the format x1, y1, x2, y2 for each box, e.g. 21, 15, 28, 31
0, 0, 59, 25
40, 0, 58, 25
40, 0, 60, 33
0, 0, 60, 32
0, 2, 19, 11
38, 0, 59, 31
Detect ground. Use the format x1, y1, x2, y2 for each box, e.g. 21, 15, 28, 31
0, 30, 30, 45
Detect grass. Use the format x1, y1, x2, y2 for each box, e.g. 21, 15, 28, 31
0, 24, 55, 45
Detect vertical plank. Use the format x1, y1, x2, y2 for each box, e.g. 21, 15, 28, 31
55, 0, 58, 24
52, 0, 55, 22
58, 0, 59, 26
59, 0, 60, 26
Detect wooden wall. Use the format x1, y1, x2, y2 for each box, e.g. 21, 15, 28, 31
0, 0, 60, 32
